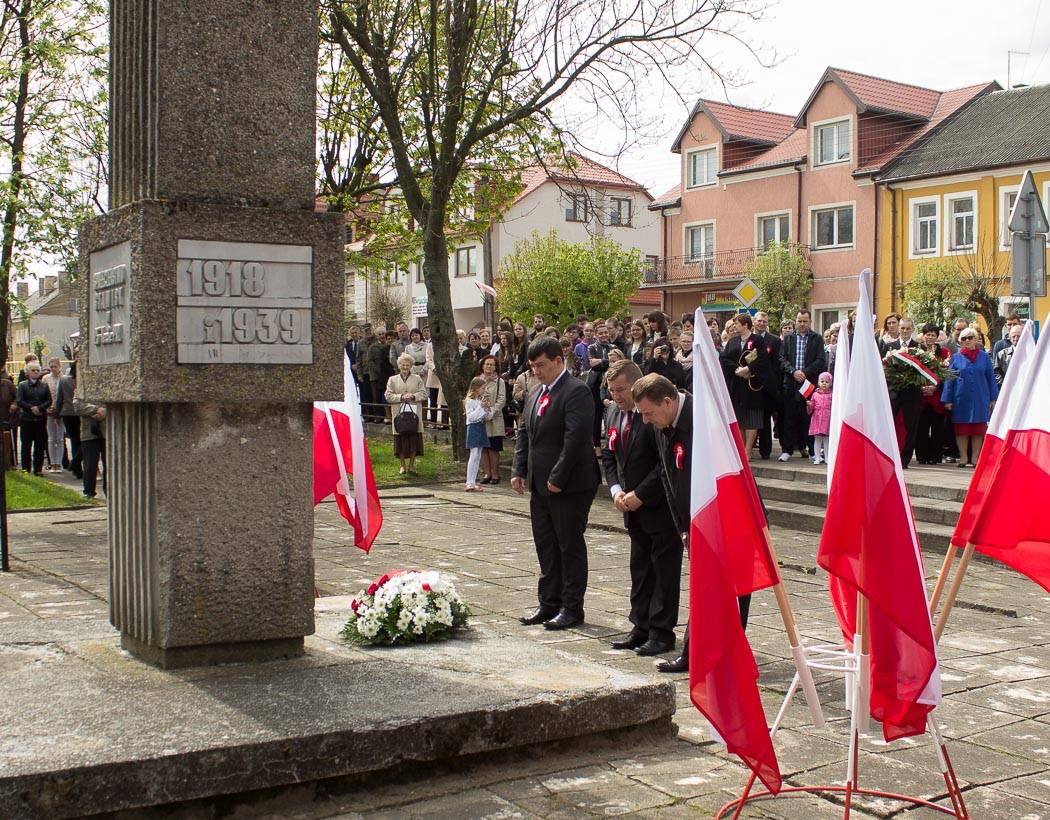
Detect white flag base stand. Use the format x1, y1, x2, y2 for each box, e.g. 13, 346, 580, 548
722, 636, 969, 819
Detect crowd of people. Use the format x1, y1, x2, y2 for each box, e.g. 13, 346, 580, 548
341, 306, 1015, 671
1, 352, 107, 499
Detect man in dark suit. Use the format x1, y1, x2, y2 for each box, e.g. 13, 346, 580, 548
601, 360, 683, 657
754, 311, 781, 460
512, 336, 601, 630
632, 373, 752, 673
777, 309, 826, 461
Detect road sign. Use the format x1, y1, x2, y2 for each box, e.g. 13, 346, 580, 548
732, 277, 762, 308
1008, 171, 1050, 234
1009, 170, 1049, 305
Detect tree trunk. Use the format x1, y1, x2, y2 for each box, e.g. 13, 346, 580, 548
421, 229, 473, 461
0, 2, 31, 368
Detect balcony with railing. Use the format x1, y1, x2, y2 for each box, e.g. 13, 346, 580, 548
642, 243, 810, 287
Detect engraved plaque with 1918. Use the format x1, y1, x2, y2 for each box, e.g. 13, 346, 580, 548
176, 240, 313, 364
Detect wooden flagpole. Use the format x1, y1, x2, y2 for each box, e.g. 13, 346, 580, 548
762, 526, 826, 728
928, 543, 959, 616
933, 543, 976, 641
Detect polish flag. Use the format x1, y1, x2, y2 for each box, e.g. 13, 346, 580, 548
474, 280, 498, 299
686, 308, 781, 795
818, 271, 940, 741
313, 352, 383, 552
959, 317, 1050, 591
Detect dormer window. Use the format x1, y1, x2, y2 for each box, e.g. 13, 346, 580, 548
686, 146, 717, 188
815, 119, 851, 165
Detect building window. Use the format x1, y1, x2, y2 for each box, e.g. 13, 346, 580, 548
454, 246, 477, 278
812, 205, 854, 249
610, 197, 632, 227
758, 213, 790, 249
815, 120, 851, 165
686, 223, 715, 276
947, 195, 975, 251
565, 193, 588, 223
911, 199, 938, 255
1001, 188, 1018, 249
415, 263, 424, 283
686, 147, 717, 188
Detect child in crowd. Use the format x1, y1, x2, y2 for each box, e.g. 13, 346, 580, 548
464, 376, 491, 492
807, 371, 834, 464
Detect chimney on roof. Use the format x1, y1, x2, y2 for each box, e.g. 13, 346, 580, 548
40, 275, 58, 295
16, 282, 28, 300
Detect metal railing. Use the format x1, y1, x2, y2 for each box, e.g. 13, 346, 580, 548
642, 243, 810, 287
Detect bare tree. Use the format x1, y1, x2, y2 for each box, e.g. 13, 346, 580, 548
951, 236, 1011, 342
320, 0, 769, 457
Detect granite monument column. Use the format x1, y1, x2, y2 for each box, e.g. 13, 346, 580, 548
78, 1, 343, 668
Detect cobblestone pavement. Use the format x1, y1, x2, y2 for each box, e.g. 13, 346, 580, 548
2, 479, 1049, 818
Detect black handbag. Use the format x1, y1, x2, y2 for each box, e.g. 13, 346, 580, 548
394, 403, 419, 434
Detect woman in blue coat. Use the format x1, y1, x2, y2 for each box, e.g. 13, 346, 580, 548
941, 328, 998, 468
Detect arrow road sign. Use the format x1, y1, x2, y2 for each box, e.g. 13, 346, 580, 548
1009, 170, 1049, 301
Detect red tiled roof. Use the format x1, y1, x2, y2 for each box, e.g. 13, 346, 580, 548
719, 128, 807, 176
630, 290, 662, 306
702, 100, 796, 143
512, 152, 651, 206
671, 100, 795, 152
650, 184, 681, 209
833, 68, 941, 119
856, 82, 998, 174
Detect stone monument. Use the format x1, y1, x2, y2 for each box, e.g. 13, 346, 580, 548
78, 1, 343, 667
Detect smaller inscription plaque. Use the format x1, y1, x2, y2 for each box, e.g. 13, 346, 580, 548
176, 240, 313, 364
89, 241, 133, 365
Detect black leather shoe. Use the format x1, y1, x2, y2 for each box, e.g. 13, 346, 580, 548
636, 639, 674, 657
656, 654, 688, 673
519, 607, 558, 625
611, 634, 647, 650
479, 477, 492, 484
543, 611, 583, 630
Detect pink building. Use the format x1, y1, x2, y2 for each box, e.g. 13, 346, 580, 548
647, 68, 996, 332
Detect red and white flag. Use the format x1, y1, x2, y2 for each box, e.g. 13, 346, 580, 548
818, 271, 940, 741
313, 352, 383, 552
686, 308, 781, 795
474, 280, 498, 299
956, 317, 1050, 591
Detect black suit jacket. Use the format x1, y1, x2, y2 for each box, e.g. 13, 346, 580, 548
601, 405, 675, 532
760, 333, 782, 387
512, 373, 600, 496
778, 331, 826, 396
652, 392, 693, 535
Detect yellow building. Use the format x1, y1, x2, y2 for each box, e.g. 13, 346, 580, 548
876, 84, 1050, 333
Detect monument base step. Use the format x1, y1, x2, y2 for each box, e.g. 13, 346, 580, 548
0, 598, 676, 819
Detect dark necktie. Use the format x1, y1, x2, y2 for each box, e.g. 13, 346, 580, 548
622, 410, 633, 449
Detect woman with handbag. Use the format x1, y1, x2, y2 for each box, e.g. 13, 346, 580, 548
477, 355, 507, 484
720, 312, 777, 458
385, 353, 427, 475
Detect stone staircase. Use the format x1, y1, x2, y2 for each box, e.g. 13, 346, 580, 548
752, 459, 970, 556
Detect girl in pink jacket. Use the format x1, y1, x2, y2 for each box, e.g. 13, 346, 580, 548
807, 371, 833, 464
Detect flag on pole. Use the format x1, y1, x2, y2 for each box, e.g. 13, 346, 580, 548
687, 308, 781, 795
474, 280, 498, 299
818, 270, 940, 741
692, 309, 779, 594
313, 352, 383, 552
824, 291, 853, 647
957, 316, 1050, 591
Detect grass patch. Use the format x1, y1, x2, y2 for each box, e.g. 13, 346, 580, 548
367, 436, 469, 487
4, 471, 100, 510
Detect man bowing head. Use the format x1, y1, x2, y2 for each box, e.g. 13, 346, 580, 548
512, 336, 601, 630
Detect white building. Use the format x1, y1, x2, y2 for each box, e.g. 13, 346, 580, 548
347, 153, 661, 331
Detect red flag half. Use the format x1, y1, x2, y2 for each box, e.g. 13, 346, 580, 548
818, 271, 940, 741
952, 321, 1035, 549
687, 309, 781, 795
313, 352, 383, 552
962, 318, 1050, 591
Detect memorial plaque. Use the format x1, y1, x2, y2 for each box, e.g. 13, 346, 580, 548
176, 240, 313, 364
89, 241, 133, 365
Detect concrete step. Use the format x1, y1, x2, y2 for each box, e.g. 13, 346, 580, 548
750, 459, 971, 504
763, 498, 959, 553
0, 603, 675, 819
758, 477, 962, 528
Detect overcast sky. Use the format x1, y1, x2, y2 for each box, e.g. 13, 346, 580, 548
603, 0, 1050, 197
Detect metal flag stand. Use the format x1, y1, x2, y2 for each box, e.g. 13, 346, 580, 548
716, 592, 970, 820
